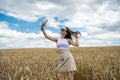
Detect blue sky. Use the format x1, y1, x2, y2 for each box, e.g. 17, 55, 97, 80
0, 0, 120, 49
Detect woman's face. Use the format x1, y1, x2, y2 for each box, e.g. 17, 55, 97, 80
60, 27, 67, 35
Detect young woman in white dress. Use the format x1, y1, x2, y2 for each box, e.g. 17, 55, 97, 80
41, 20, 81, 80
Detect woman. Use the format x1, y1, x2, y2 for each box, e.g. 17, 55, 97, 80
41, 20, 81, 80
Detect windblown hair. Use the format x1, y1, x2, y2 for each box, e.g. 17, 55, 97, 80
64, 27, 81, 40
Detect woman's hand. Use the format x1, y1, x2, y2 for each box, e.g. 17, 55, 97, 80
41, 19, 48, 31
41, 19, 48, 27
75, 31, 81, 38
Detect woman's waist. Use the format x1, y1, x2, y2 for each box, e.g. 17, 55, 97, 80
57, 49, 70, 54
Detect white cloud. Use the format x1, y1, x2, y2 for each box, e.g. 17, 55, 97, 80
0, 21, 9, 30
45, 30, 60, 37
0, 0, 64, 22
0, 0, 120, 48
46, 18, 61, 28
0, 21, 119, 49
94, 32, 120, 39
0, 0, 120, 27
108, 41, 112, 44
81, 32, 88, 37
80, 39, 103, 46
0, 21, 59, 49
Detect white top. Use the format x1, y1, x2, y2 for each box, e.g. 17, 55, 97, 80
57, 38, 69, 50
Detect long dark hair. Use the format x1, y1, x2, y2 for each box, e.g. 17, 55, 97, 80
64, 27, 81, 39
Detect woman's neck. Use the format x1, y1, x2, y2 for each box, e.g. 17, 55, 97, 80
61, 35, 65, 38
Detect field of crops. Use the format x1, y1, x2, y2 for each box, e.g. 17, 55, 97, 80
0, 46, 120, 80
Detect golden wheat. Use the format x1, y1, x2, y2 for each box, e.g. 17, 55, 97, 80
0, 47, 120, 80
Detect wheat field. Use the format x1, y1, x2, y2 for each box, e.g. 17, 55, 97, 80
0, 46, 120, 80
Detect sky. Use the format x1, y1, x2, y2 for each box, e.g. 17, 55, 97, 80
0, 0, 120, 49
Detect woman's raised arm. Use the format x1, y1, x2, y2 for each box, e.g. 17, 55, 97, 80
41, 20, 58, 42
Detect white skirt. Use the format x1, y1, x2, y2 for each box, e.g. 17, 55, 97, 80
57, 50, 77, 72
